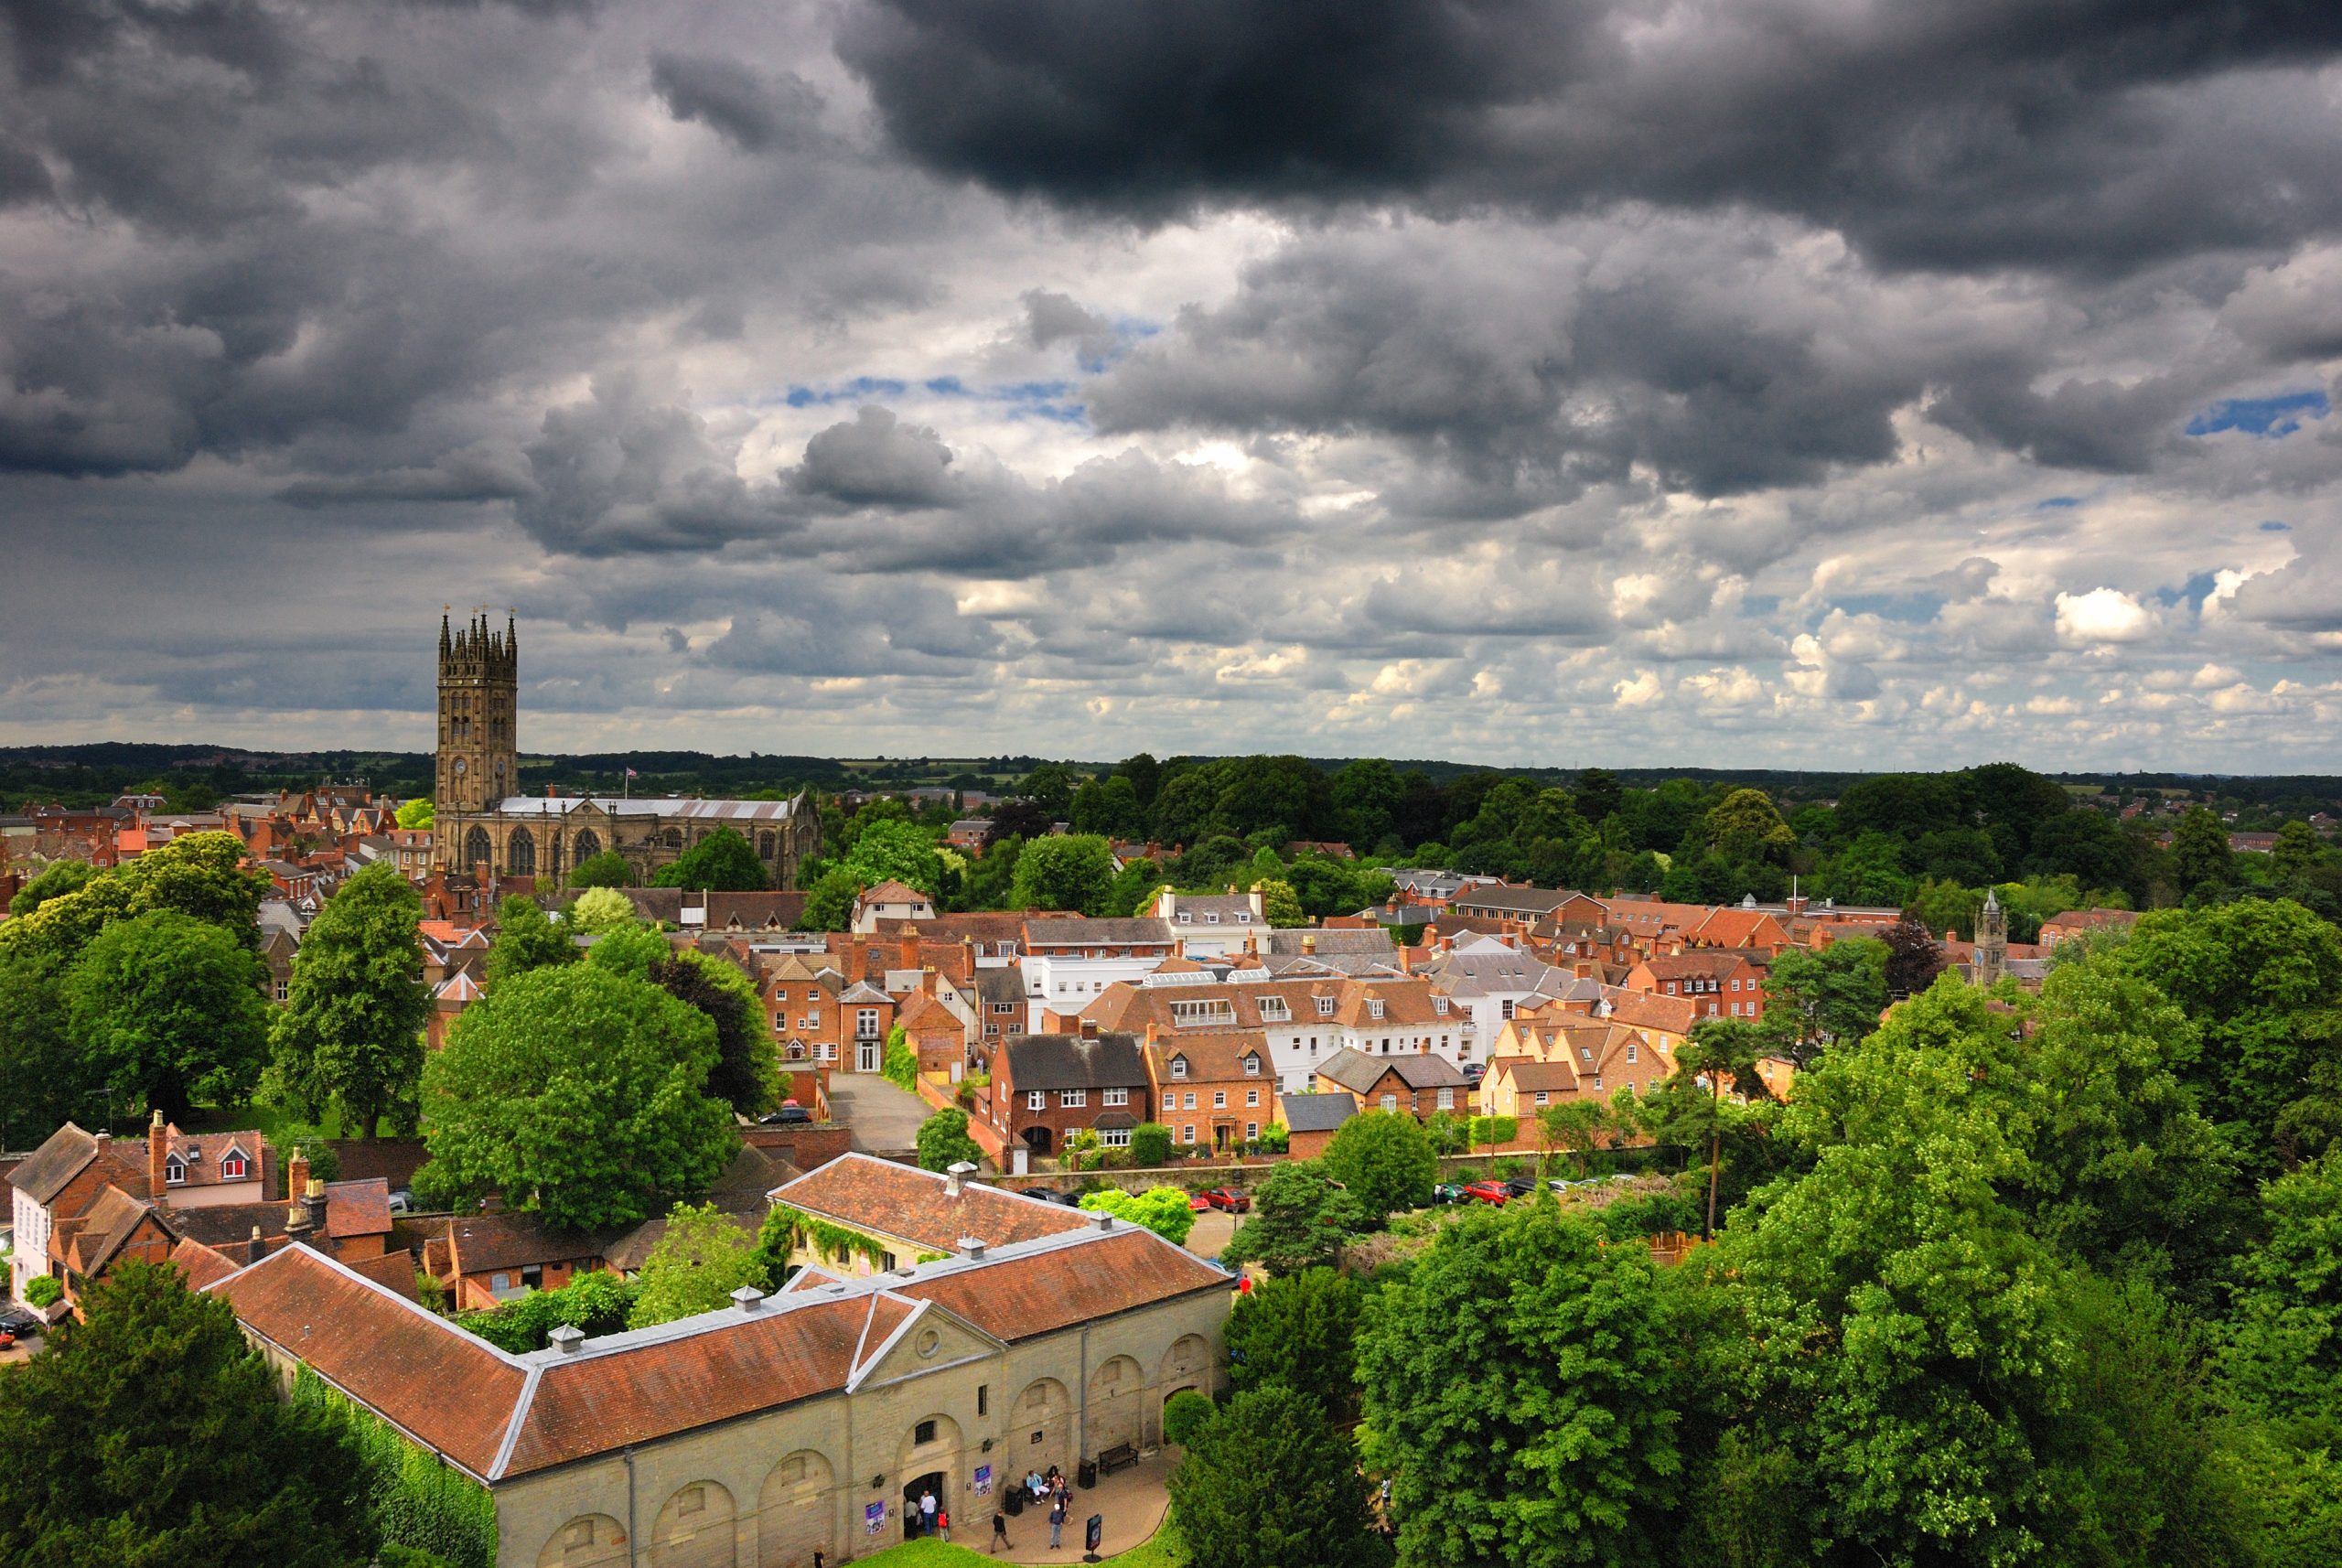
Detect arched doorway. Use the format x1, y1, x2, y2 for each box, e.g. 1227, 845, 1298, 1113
1015, 1377, 1072, 1482
1087, 1355, 1145, 1459
901, 1470, 947, 1541
508, 827, 535, 876
464, 825, 492, 869
1021, 1125, 1053, 1157
539, 1513, 628, 1568
650, 1479, 736, 1568
757, 1450, 834, 1568
897, 1414, 962, 1541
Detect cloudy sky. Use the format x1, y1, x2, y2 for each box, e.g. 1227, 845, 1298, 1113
3, 0, 2340, 771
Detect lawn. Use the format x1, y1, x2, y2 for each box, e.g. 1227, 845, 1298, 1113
851, 1518, 1184, 1568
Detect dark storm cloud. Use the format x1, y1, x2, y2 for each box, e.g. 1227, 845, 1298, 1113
841, 0, 2342, 272
794, 405, 958, 508
649, 52, 822, 151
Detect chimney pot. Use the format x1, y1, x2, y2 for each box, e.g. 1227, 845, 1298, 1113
730, 1284, 768, 1312
1079, 1016, 1099, 1040
945, 1159, 978, 1197
549, 1325, 586, 1351
958, 1236, 986, 1260
1090, 1210, 1115, 1231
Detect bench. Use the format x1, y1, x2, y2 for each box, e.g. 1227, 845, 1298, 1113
1097, 1443, 1140, 1476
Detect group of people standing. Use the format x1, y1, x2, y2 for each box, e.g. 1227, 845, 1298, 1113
988, 1466, 1073, 1552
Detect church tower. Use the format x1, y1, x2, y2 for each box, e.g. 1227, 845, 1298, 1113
436, 612, 518, 818
1975, 886, 2007, 987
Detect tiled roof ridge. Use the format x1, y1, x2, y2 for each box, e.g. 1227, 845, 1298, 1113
207, 1240, 534, 1370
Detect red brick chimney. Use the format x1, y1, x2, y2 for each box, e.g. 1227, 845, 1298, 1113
285, 1146, 309, 1206
147, 1109, 167, 1196
1079, 1016, 1100, 1040
900, 931, 920, 973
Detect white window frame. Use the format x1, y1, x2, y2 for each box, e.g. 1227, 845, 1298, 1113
1101, 1127, 1131, 1148
1102, 1087, 1129, 1106
1026, 1090, 1047, 1112
1061, 1089, 1087, 1108
1212, 1090, 1228, 1109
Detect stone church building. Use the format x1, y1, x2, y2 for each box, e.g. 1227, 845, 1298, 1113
431, 614, 821, 888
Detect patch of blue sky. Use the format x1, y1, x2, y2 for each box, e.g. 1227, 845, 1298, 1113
2036, 496, 2080, 509
2261, 520, 2292, 532
2185, 389, 2329, 438
779, 376, 908, 408
1830, 591, 1946, 625
2155, 573, 2221, 611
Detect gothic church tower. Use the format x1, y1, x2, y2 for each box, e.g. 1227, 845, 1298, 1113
1974, 886, 2007, 987
437, 613, 518, 817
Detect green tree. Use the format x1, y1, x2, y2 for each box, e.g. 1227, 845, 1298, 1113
1221, 1160, 1370, 1276
1225, 1266, 1363, 1415
420, 964, 737, 1231
914, 1107, 984, 1172
271, 863, 429, 1137
1321, 1109, 1436, 1221
1359, 1199, 1684, 1568
1077, 1186, 1197, 1245
2124, 898, 2342, 1169
836, 818, 948, 897
650, 952, 779, 1117
1252, 877, 1305, 928
483, 895, 577, 986
1162, 1389, 1216, 1448
2272, 820, 2324, 883
8, 859, 95, 917
1757, 937, 1889, 1067
584, 919, 670, 977
0, 1260, 371, 1568
566, 885, 637, 934
0, 953, 99, 1149
567, 850, 637, 888
0, 831, 271, 964
2170, 806, 2235, 893
454, 1270, 635, 1352
800, 866, 861, 931
1166, 1383, 1384, 1568
65, 910, 269, 1122
1706, 788, 1793, 862
1017, 762, 1080, 819
1130, 1122, 1174, 1166
394, 798, 435, 830
2224, 1152, 2342, 1448
649, 827, 767, 890
626, 1203, 766, 1328
1539, 1098, 1611, 1176
1007, 833, 1117, 913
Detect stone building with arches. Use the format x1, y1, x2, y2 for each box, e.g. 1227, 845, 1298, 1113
209, 1158, 1230, 1568
430, 614, 821, 889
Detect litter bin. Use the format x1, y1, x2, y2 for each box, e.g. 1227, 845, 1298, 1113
1004, 1486, 1024, 1517
1077, 1459, 1099, 1490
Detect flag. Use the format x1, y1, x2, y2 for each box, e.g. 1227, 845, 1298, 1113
623, 768, 638, 779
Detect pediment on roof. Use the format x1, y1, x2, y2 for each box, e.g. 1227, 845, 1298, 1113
850, 1296, 1004, 1390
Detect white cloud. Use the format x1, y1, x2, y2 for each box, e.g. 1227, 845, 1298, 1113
1613, 670, 1664, 706
2054, 587, 2156, 647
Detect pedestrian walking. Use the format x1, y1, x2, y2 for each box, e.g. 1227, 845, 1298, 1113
920, 1488, 938, 1537
939, 1508, 951, 1544
993, 1511, 1013, 1552
1049, 1496, 1066, 1550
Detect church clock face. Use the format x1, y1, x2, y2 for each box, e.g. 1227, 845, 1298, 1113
452, 757, 467, 775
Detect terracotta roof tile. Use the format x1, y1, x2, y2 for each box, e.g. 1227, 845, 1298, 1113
501, 1294, 908, 1476
210, 1244, 527, 1480
325, 1178, 392, 1239
169, 1237, 242, 1291
894, 1228, 1228, 1341
772, 1155, 1089, 1253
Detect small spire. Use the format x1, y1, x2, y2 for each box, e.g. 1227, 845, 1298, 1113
1982, 887, 1999, 910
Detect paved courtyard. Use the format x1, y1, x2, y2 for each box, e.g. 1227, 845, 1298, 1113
1182, 1209, 1235, 1260
828, 1074, 932, 1155
967, 1449, 1176, 1563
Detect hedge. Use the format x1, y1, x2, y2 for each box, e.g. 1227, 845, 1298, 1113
294, 1365, 497, 1568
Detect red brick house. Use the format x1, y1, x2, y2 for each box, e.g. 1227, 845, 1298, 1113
1619, 949, 1772, 1021
983, 1023, 1152, 1159
1311, 1047, 1469, 1119
1144, 1033, 1274, 1151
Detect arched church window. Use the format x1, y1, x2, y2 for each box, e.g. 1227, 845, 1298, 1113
573, 829, 601, 862
464, 826, 492, 868
508, 828, 535, 876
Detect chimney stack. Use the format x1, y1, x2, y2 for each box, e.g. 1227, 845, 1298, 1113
959, 1236, 987, 1261
285, 1146, 309, 1206
147, 1109, 167, 1196
1090, 1209, 1116, 1231
306, 1176, 327, 1232
730, 1284, 768, 1313
1078, 1015, 1100, 1040
945, 1160, 978, 1197
1301, 931, 1316, 954
549, 1325, 586, 1353
901, 931, 920, 973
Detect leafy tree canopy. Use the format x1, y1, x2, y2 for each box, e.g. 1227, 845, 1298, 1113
271, 863, 429, 1138
626, 1203, 767, 1328
393, 797, 435, 830
420, 963, 736, 1231
1076, 1185, 1197, 1245
914, 1107, 984, 1173
0, 1260, 371, 1568
1221, 1160, 1371, 1276
648, 826, 767, 890
1166, 1383, 1386, 1568
566, 884, 637, 934
567, 849, 637, 888
1225, 1266, 1363, 1416
483, 894, 577, 986
1007, 832, 1117, 914
1322, 1109, 1436, 1221
66, 909, 270, 1122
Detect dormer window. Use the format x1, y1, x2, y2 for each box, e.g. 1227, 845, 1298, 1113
164, 1157, 186, 1186
1433, 995, 1449, 1015
1206, 913, 1220, 924
1236, 913, 1250, 924
220, 1152, 247, 1181
1178, 912, 1191, 923
1243, 1056, 1260, 1076
1171, 1058, 1188, 1079
1368, 999, 1385, 1020
1316, 994, 1336, 1017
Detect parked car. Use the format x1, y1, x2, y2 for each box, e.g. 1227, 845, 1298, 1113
0, 1330, 15, 1352
1188, 1193, 1213, 1212
757, 1103, 815, 1126
1430, 1182, 1469, 1205
0, 1308, 42, 1337
1461, 1062, 1487, 1083
1028, 1187, 1084, 1206
1502, 1177, 1539, 1198
1197, 1187, 1251, 1213
386, 1188, 414, 1215
1462, 1180, 1511, 1205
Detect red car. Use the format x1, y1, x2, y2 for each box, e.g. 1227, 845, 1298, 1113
1197, 1187, 1251, 1213
1462, 1180, 1511, 1205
